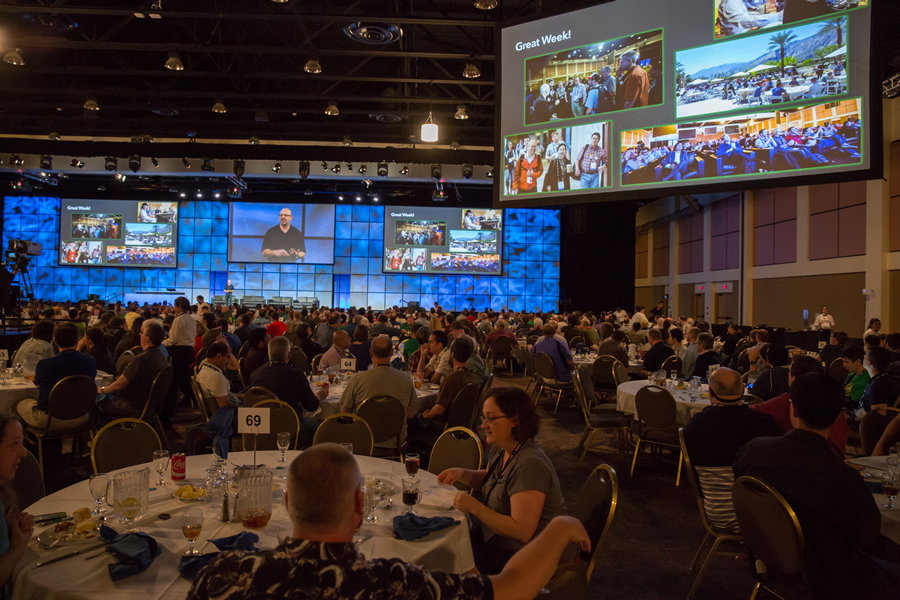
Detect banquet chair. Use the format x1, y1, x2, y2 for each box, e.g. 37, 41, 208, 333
444, 382, 482, 432
115, 350, 134, 376
242, 386, 279, 408
91, 418, 162, 474
732, 476, 811, 600
629, 385, 683, 487
660, 355, 683, 378
313, 414, 374, 456
137, 365, 173, 448
11, 449, 44, 509
241, 399, 300, 452
356, 395, 406, 460
568, 336, 583, 350
736, 348, 751, 374
190, 375, 216, 422
311, 353, 325, 374
184, 427, 214, 456
574, 368, 629, 462
290, 346, 310, 374
490, 335, 514, 376
859, 406, 900, 456
526, 335, 540, 347
237, 357, 248, 388
534, 352, 574, 414
24, 375, 97, 474
520, 349, 540, 398
591, 355, 626, 404
679, 429, 744, 599
237, 343, 250, 360
742, 394, 764, 405
828, 358, 849, 383
427, 427, 482, 492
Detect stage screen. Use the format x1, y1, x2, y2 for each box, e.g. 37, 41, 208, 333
383, 207, 503, 275
59, 199, 177, 267
497, 0, 874, 206
228, 203, 336, 264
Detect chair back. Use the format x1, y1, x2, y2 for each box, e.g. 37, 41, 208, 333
492, 335, 512, 360
737, 348, 751, 373
592, 355, 623, 391
242, 386, 279, 408
859, 407, 900, 456
571, 464, 618, 581
290, 346, 310, 374
310, 353, 325, 374
428, 427, 483, 491
139, 365, 173, 420
526, 334, 539, 347
732, 476, 806, 580
633, 385, 677, 429
356, 395, 405, 445
534, 352, 557, 381
47, 375, 98, 422
568, 336, 583, 349
521, 349, 537, 377
195, 347, 208, 365
91, 418, 162, 474
313, 414, 374, 456
11, 449, 44, 509
828, 358, 849, 383
190, 375, 216, 422
742, 394, 763, 405
537, 564, 589, 600
237, 342, 250, 359
115, 350, 134, 376
573, 367, 595, 423
679, 428, 724, 535
241, 399, 300, 451
660, 355, 683, 376
184, 427, 214, 456
479, 373, 494, 402
445, 382, 482, 431
237, 357, 248, 388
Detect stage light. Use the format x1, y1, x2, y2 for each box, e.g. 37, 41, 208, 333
376, 162, 388, 177
271, 162, 282, 173
321, 161, 328, 171
39, 156, 52, 170
9, 154, 23, 166
299, 161, 310, 180
115, 173, 127, 182
372, 195, 379, 202
105, 157, 117, 171
343, 137, 353, 147
3, 48, 24, 66
180, 192, 186, 198
212, 100, 226, 113
400, 165, 409, 176
182, 158, 191, 169
165, 51, 184, 71
486, 167, 494, 178
357, 164, 367, 175
462, 164, 473, 180
450, 141, 461, 150
304, 59, 321, 74
474, 0, 498, 10
214, 192, 221, 198
201, 158, 214, 172
151, 158, 160, 168
346, 162, 353, 170
304, 189, 313, 196
249, 136, 260, 145
431, 164, 442, 180
129, 155, 141, 173
355, 195, 361, 202
84, 98, 99, 111
338, 195, 344, 201
48, 132, 61, 141
196, 191, 203, 198
331, 163, 341, 175
325, 100, 339, 116
454, 105, 469, 120
233, 160, 245, 178
71, 159, 84, 168
463, 61, 481, 78
421, 112, 438, 142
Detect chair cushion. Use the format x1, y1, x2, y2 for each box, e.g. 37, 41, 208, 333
642, 426, 679, 445
590, 403, 618, 414
589, 413, 629, 428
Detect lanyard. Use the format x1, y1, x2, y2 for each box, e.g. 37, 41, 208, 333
481, 441, 525, 502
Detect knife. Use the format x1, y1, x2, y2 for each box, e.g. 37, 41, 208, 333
35, 544, 105, 568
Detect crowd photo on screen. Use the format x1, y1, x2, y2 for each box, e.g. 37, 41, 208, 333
70, 214, 122, 239
715, 0, 868, 40
524, 29, 663, 126
431, 253, 501, 273
620, 98, 861, 186
106, 245, 175, 266
384, 247, 427, 272
448, 230, 498, 254
124, 223, 173, 247
394, 220, 446, 246
677, 16, 849, 120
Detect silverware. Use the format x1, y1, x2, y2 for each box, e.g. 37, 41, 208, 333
35, 544, 105, 568
354, 536, 371, 545
83, 549, 108, 561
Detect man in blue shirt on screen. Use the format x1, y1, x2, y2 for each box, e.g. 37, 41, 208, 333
261, 208, 306, 262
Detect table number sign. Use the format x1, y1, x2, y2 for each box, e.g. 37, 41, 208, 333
237, 407, 271, 435
341, 357, 357, 372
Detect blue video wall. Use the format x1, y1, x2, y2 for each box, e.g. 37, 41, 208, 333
1, 197, 560, 312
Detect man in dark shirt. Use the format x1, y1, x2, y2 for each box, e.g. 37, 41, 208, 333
818, 331, 847, 371
95, 321, 169, 420
641, 328, 674, 375
734, 373, 899, 600
598, 329, 629, 367
692, 333, 722, 379
748, 343, 790, 401
861, 346, 900, 412
261, 207, 306, 263
233, 313, 254, 345
241, 328, 269, 383
250, 336, 325, 447
721, 322, 743, 358
187, 444, 591, 600
294, 323, 324, 365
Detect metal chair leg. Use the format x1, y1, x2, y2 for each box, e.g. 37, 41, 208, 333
749, 581, 761, 600
629, 437, 641, 478
676, 450, 683, 487
576, 426, 591, 453
553, 389, 563, 413
690, 533, 713, 572
688, 535, 729, 599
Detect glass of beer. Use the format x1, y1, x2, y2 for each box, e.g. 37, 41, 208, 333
181, 508, 203, 555
404, 453, 420, 478
415, 373, 423, 390
401, 478, 421, 515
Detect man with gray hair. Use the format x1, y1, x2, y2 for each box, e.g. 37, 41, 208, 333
570, 75, 587, 116
187, 444, 592, 599
681, 326, 701, 379
620, 49, 649, 110
340, 335, 417, 449
691, 332, 723, 378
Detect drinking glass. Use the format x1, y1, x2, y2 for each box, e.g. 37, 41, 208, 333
0, 369, 8, 385
882, 473, 899, 510
401, 478, 421, 515
339, 442, 354, 454
89, 473, 109, 516
405, 453, 420, 479
415, 373, 423, 390
364, 478, 383, 524
181, 508, 203, 555
153, 450, 170, 487
276, 432, 291, 464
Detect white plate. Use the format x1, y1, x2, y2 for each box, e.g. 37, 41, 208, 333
37, 525, 101, 548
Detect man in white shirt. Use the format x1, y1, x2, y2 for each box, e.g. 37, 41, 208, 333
320, 331, 350, 371
630, 306, 650, 330
12, 320, 56, 365
418, 330, 452, 385
614, 307, 629, 326
196, 342, 242, 413
161, 296, 197, 424
813, 306, 835, 331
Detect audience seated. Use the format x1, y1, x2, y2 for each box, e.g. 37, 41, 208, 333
641, 328, 674, 375
598, 329, 629, 367
409, 336, 480, 441
531, 325, 574, 383
0, 415, 34, 588
294, 323, 324, 366
747, 343, 789, 401
11, 320, 56, 366
485, 321, 518, 353
668, 327, 685, 359
681, 327, 701, 378
347, 325, 372, 372
320, 331, 350, 371
841, 346, 870, 411
79, 327, 115, 374
95, 321, 169, 421
196, 342, 242, 411
818, 330, 848, 369
241, 328, 269, 383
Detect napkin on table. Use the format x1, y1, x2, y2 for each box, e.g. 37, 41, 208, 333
179, 531, 259, 578
392, 514, 459, 541
99, 525, 162, 582
417, 486, 459, 511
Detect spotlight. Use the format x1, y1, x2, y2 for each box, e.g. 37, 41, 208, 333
212, 100, 226, 113
48, 132, 61, 141
454, 105, 469, 120
9, 154, 23, 166
321, 161, 328, 171
421, 112, 438, 142
462, 164, 473, 180
115, 173, 127, 182
151, 158, 160, 168
304, 59, 322, 74
430, 164, 442, 180
338, 195, 344, 201
377, 162, 388, 177
11, 179, 31, 192
84, 98, 100, 111
128, 155, 141, 173
463, 61, 481, 78
343, 136, 353, 147
180, 192, 186, 198
3, 48, 24, 66
105, 157, 118, 171
487, 167, 494, 178
299, 160, 310, 180
331, 163, 341, 175
165, 51, 184, 71
214, 192, 221, 198
474, 0, 498, 10
249, 136, 260, 145
39, 156, 52, 170
400, 165, 410, 176
196, 191, 203, 198
450, 141, 461, 150
201, 158, 214, 172
70, 159, 84, 168
346, 162, 353, 170
271, 162, 282, 173
372, 195, 379, 202
433, 182, 447, 202
182, 158, 191, 169
357, 164, 367, 175
233, 160, 245, 178
325, 101, 339, 116
304, 189, 313, 196
355, 195, 361, 202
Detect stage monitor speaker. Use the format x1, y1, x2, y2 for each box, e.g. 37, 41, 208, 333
407, 301, 420, 310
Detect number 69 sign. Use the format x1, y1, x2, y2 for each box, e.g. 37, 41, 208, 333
237, 407, 271, 434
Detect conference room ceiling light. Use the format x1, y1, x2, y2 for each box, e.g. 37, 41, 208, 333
486, 167, 493, 178
271, 0, 289, 4
462, 164, 473, 180
343, 137, 353, 147
233, 160, 245, 178
421, 112, 438, 142
212, 100, 227, 114
48, 132, 61, 141
84, 98, 100, 111
377, 162, 388, 177
151, 158, 160, 168
463, 61, 481, 79
325, 101, 339, 116
179, 191, 186, 198
249, 136, 260, 145
105, 157, 117, 171
201, 158, 215, 172
474, 0, 498, 10
271, 162, 282, 173
431, 164, 442, 180
3, 48, 24, 66
321, 161, 328, 171
70, 159, 84, 169
304, 189, 313, 196
214, 192, 221, 198
39, 155, 52, 170
304, 59, 322, 74
454, 105, 469, 120
165, 51, 184, 71
357, 164, 367, 175
372, 195, 379, 202
450, 141, 461, 150
355, 195, 362, 202
196, 191, 203, 198
129, 155, 141, 173
338, 194, 344, 201
9, 154, 24, 166
399, 165, 409, 176
114, 173, 126, 182
182, 158, 191, 169
298, 161, 311, 180
331, 163, 341, 175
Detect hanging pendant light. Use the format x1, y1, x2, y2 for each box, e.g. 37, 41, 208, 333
420, 112, 438, 143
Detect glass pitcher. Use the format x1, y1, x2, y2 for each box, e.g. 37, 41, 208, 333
237, 470, 273, 529
22, 355, 39, 381
110, 468, 150, 532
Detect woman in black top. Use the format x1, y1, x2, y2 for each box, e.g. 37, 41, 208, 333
542, 142, 573, 192
81, 326, 116, 374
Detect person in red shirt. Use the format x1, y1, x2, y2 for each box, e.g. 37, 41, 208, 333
512, 141, 543, 194
749, 354, 848, 456
389, 251, 402, 271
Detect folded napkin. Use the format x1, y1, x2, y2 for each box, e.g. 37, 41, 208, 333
418, 486, 458, 511
99, 525, 162, 582
392, 514, 459, 541
179, 531, 259, 578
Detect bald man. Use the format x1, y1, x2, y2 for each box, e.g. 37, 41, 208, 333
320, 330, 350, 371
261, 207, 306, 262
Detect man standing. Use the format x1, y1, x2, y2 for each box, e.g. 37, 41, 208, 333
813, 305, 835, 331
162, 296, 196, 424
261, 208, 306, 262
620, 50, 650, 110
573, 132, 607, 189
511, 140, 542, 194
570, 75, 587, 117
641, 328, 675, 375
224, 279, 235, 306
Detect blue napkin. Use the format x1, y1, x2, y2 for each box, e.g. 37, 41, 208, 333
201, 406, 235, 459
392, 514, 459, 541
179, 531, 259, 578
99, 525, 162, 581
865, 481, 884, 494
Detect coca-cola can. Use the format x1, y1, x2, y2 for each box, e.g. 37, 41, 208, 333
322, 381, 329, 396
171, 453, 186, 481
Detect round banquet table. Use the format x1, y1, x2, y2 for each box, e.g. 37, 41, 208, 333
12, 450, 473, 600
845, 456, 900, 545
307, 379, 436, 422
573, 356, 643, 375
616, 380, 710, 426
0, 372, 115, 416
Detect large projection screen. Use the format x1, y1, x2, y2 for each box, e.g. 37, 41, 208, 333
496, 0, 877, 207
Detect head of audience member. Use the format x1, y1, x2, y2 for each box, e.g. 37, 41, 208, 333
755, 329, 769, 344
787, 355, 824, 386
708, 367, 743, 405
885, 333, 900, 351
840, 346, 865, 375
206, 341, 231, 370
369, 335, 392, 365
173, 296, 190, 314
427, 330, 448, 359
84, 327, 108, 352
567, 314, 579, 329
450, 336, 474, 368
686, 327, 701, 343
268, 336, 291, 363
142, 321, 165, 349
697, 322, 710, 334
864, 335, 882, 351
598, 322, 613, 342
789, 373, 844, 434
632, 322, 642, 333
647, 328, 663, 345
53, 322, 79, 351
611, 329, 626, 345
668, 327, 683, 347
332, 330, 351, 351
353, 325, 369, 344
202, 312, 217, 330
533, 317, 544, 330
248, 328, 268, 351
866, 318, 881, 333
766, 344, 789, 368
481, 387, 541, 451
31, 320, 55, 344
0, 413, 27, 489
620, 50, 638, 71
830, 331, 848, 346
295, 323, 311, 339
542, 324, 555, 339
581, 318, 593, 332
450, 320, 466, 338
866, 346, 892, 377
697, 333, 714, 352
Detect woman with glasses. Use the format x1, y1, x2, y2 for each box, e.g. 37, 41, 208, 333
438, 387, 568, 574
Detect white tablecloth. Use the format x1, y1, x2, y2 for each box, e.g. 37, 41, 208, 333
573, 356, 643, 375
0, 373, 113, 415
309, 381, 436, 422
616, 380, 710, 425
12, 450, 473, 600
846, 456, 900, 545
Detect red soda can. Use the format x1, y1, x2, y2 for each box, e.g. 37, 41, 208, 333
171, 453, 186, 481
322, 381, 329, 396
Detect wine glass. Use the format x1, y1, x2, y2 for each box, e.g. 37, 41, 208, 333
401, 478, 421, 515
153, 450, 169, 487
89, 473, 109, 516
276, 432, 291, 464
364, 479, 383, 524
405, 453, 420, 479
181, 508, 203, 555
339, 442, 353, 454
881, 473, 899, 510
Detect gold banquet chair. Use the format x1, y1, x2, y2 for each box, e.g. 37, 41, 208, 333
356, 395, 406, 459
91, 418, 162, 474
629, 385, 683, 487
313, 414, 374, 456
573, 367, 629, 462
427, 427, 483, 492
24, 375, 97, 474
241, 399, 300, 451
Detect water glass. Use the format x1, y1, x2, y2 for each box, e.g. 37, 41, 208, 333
89, 473, 109, 516
181, 508, 203, 555
339, 442, 353, 454
153, 450, 169, 487
276, 432, 291, 463
364, 478, 383, 523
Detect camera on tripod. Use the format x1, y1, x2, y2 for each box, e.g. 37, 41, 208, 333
4, 238, 42, 273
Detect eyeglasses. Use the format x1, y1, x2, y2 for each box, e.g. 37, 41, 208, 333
479, 414, 508, 426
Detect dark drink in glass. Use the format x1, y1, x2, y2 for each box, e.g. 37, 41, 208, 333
405, 454, 420, 477
402, 491, 418, 506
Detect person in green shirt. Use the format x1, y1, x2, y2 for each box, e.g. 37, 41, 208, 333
399, 314, 415, 333
841, 346, 870, 410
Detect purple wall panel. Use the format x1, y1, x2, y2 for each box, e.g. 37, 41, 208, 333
839, 180, 867, 207
691, 212, 704, 241
710, 236, 726, 271
774, 187, 798, 222
726, 196, 741, 233
838, 205, 866, 257
755, 225, 774, 266
726, 232, 741, 269
679, 242, 692, 274
691, 240, 704, 273
809, 211, 839, 260
755, 189, 775, 227
809, 184, 839, 215
711, 202, 727, 237
679, 217, 692, 242
773, 220, 797, 264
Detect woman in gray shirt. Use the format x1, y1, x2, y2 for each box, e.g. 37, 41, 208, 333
438, 387, 568, 574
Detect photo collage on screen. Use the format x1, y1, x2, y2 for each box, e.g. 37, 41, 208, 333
60, 201, 177, 267
384, 209, 502, 275
714, 0, 868, 41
